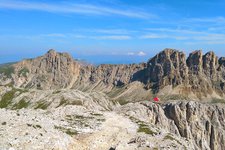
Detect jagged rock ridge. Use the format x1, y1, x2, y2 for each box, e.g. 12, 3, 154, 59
1, 48, 225, 99
120, 101, 225, 150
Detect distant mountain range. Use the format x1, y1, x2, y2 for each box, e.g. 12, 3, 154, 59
0, 48, 225, 101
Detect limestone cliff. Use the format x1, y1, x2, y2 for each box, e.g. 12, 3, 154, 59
120, 101, 225, 150
1, 48, 225, 99
140, 49, 225, 99
12, 49, 80, 89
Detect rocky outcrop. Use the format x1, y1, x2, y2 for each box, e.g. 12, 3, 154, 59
6, 50, 146, 91
120, 101, 225, 150
141, 49, 225, 99
1, 48, 225, 99
74, 63, 146, 92
12, 49, 80, 89
144, 49, 188, 92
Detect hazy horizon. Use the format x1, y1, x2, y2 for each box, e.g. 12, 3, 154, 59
1, 0, 225, 64
0, 48, 224, 65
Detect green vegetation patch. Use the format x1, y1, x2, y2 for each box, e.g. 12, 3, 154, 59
57, 98, 83, 108
0, 89, 18, 108
54, 125, 78, 136
164, 134, 175, 141
18, 67, 29, 77
35, 101, 51, 110
113, 99, 129, 105
107, 86, 126, 98
65, 114, 97, 127
12, 99, 30, 109
129, 116, 157, 135
97, 118, 106, 122
57, 98, 67, 108
70, 100, 83, 106
73, 115, 94, 120
53, 90, 61, 94
26, 123, 42, 129
91, 113, 103, 116
0, 64, 15, 77
161, 94, 189, 101
137, 123, 157, 135
164, 134, 182, 145
211, 98, 225, 104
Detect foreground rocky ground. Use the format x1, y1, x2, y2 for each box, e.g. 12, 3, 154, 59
1, 88, 224, 150
0, 105, 191, 150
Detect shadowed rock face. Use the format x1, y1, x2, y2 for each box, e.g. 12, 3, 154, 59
187, 50, 204, 74
76, 63, 146, 90
163, 101, 225, 150
144, 49, 188, 92
186, 51, 219, 97
141, 49, 225, 98
1, 48, 225, 99
203, 51, 218, 77
120, 101, 225, 150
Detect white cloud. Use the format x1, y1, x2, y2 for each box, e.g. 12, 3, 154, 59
126, 51, 146, 56
0, 0, 154, 19
0, 33, 132, 41
140, 34, 168, 39
137, 51, 146, 56
140, 27, 225, 45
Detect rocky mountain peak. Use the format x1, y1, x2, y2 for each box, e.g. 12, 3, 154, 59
145, 48, 188, 91
148, 48, 184, 65
142, 49, 225, 98
10, 49, 80, 89
47, 49, 57, 54
1, 48, 225, 99
45, 49, 73, 62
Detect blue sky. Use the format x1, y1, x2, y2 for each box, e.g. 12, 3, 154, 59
0, 0, 225, 64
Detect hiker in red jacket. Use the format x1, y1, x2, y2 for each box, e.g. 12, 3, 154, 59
153, 97, 160, 102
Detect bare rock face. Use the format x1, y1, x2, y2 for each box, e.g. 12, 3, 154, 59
138, 48, 225, 99
187, 50, 204, 74
12, 49, 80, 89
165, 101, 225, 150
145, 49, 188, 92
203, 51, 218, 77
186, 50, 224, 98
8, 50, 146, 91
120, 101, 225, 150
219, 57, 225, 67
1, 48, 225, 99
75, 63, 146, 92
